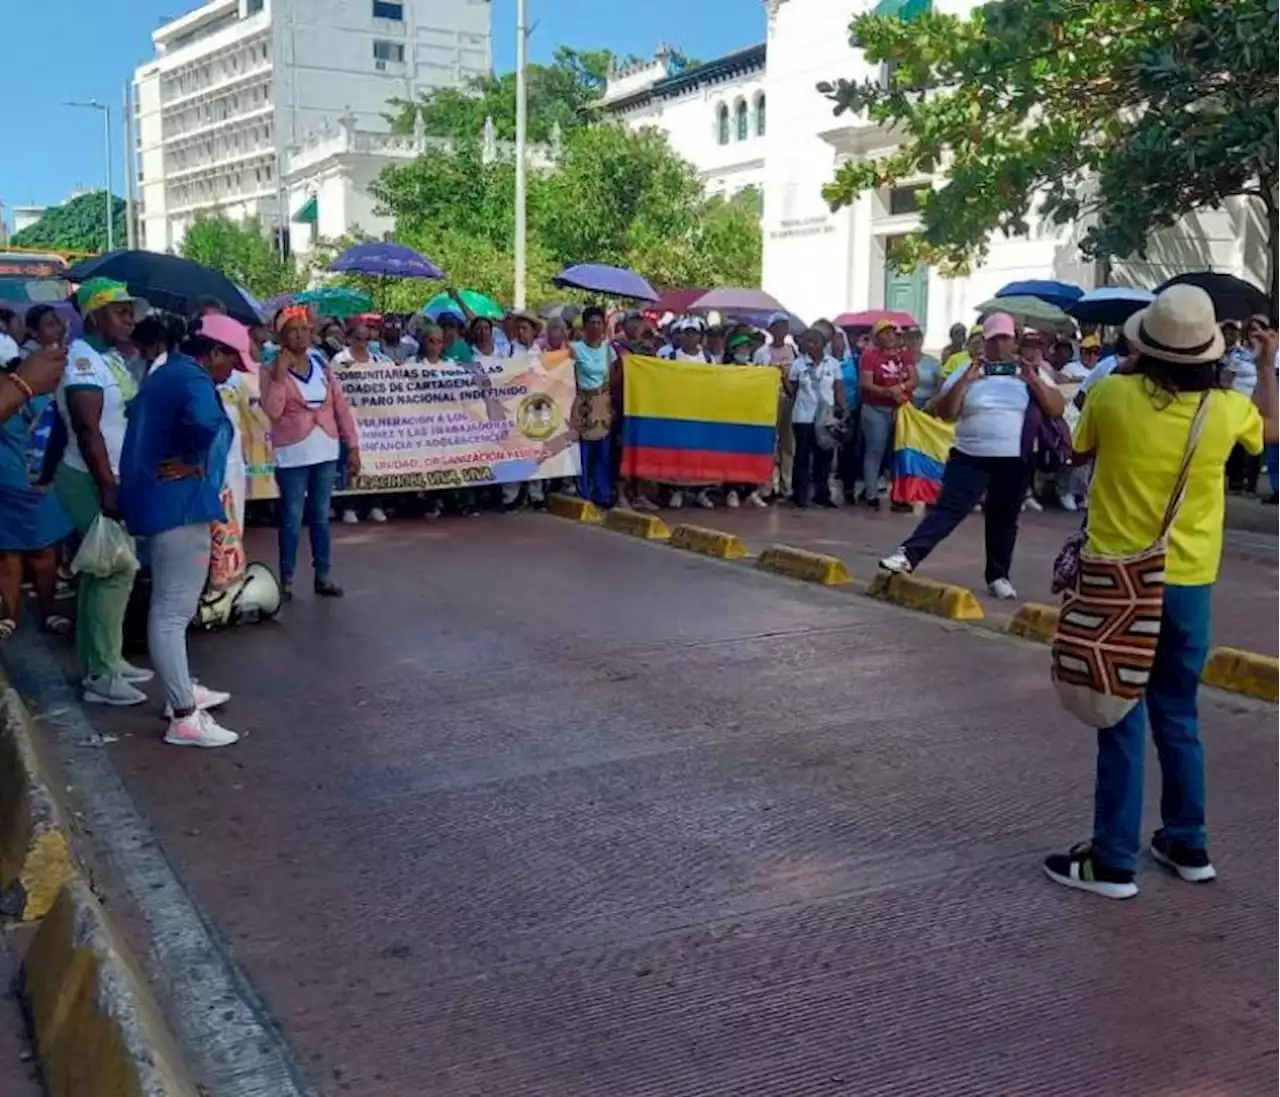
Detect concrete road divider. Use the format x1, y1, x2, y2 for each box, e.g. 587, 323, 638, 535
669, 524, 749, 559
867, 572, 985, 621
0, 687, 75, 922
1007, 602, 1059, 642
603, 508, 670, 540
756, 545, 853, 586
23, 879, 197, 1097
546, 492, 601, 524
1202, 646, 1279, 702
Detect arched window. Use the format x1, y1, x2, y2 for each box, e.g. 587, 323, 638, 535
716, 104, 729, 146
735, 99, 748, 141
754, 93, 766, 137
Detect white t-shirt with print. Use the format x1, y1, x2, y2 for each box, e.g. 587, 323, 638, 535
939, 365, 1056, 458
788, 355, 842, 424
273, 359, 341, 469
57, 338, 136, 475
657, 346, 710, 363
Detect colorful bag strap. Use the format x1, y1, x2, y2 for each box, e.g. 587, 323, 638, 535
1157, 390, 1213, 540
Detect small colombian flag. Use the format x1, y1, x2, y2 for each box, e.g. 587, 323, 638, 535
621, 355, 780, 485
891, 402, 955, 505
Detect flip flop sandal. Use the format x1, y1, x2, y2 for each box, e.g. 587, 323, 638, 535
42, 614, 72, 636
0, 618, 16, 641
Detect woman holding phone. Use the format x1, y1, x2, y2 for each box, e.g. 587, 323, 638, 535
878, 312, 1065, 599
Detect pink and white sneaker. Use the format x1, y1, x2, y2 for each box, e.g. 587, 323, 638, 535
164, 710, 239, 749
163, 684, 231, 719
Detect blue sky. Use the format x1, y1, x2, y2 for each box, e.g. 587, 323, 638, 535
2, 0, 764, 223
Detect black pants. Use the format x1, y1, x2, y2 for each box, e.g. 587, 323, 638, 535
901, 450, 1023, 582
791, 422, 833, 506
1226, 443, 1260, 493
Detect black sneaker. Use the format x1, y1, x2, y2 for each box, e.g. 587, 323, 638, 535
861, 495, 881, 511
1043, 843, 1138, 900
1150, 834, 1216, 883
314, 578, 345, 598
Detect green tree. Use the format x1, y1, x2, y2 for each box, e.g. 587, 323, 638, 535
819, 0, 1280, 300
179, 213, 305, 298
11, 191, 126, 254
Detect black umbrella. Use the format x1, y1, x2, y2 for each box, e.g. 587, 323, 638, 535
1154, 272, 1270, 323
65, 250, 261, 326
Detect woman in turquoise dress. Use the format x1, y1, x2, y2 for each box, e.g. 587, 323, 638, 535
0, 305, 74, 639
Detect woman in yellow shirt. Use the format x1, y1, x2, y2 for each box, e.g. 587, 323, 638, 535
1044, 285, 1277, 900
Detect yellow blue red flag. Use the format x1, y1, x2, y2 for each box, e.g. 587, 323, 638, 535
891, 403, 955, 504
621, 356, 780, 485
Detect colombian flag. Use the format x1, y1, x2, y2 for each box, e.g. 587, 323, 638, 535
891, 403, 955, 505
621, 356, 780, 485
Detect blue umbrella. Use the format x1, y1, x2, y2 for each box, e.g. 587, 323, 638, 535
65, 250, 260, 326
1068, 286, 1155, 326
329, 242, 445, 280
994, 279, 1084, 311
234, 284, 267, 322
552, 263, 659, 302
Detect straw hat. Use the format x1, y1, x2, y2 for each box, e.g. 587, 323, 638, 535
1123, 284, 1225, 366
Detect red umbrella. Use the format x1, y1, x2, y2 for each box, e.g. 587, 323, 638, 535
651, 288, 708, 315
833, 309, 917, 329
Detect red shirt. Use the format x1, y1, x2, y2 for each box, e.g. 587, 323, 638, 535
859, 346, 916, 407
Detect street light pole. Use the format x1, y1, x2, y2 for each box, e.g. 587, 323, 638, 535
65, 99, 115, 252
513, 0, 528, 308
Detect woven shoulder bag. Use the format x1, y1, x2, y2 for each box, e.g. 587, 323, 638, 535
1051, 391, 1212, 727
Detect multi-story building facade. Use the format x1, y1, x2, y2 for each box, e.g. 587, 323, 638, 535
134, 0, 491, 253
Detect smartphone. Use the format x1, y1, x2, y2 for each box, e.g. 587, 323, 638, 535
983, 360, 1018, 377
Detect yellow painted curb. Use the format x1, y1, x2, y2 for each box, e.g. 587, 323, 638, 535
756, 545, 853, 586
546, 492, 601, 524
669, 524, 749, 559
23, 880, 197, 1097
0, 688, 76, 922
867, 572, 985, 621
603, 507, 670, 540
1202, 646, 1279, 702
1006, 602, 1059, 643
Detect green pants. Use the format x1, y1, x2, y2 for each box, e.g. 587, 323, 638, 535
54, 465, 134, 678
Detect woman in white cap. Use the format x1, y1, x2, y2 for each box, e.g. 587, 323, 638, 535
658, 318, 716, 508
879, 312, 1063, 599
753, 312, 797, 499
1043, 286, 1277, 900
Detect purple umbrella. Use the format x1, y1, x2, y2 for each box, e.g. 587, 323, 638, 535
552, 263, 659, 302
689, 287, 789, 313
329, 242, 445, 280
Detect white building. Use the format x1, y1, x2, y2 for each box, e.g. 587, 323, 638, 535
605, 0, 1268, 345
133, 0, 491, 254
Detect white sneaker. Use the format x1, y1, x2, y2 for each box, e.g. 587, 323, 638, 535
163, 684, 231, 719
696, 490, 715, 509
726, 490, 741, 509
668, 491, 684, 509
633, 496, 660, 513
1059, 494, 1079, 512
83, 674, 147, 707
340, 509, 360, 524
989, 578, 1018, 600
114, 660, 154, 683
1022, 497, 1044, 513
368, 506, 388, 523
164, 710, 239, 749
746, 490, 768, 509
878, 550, 912, 575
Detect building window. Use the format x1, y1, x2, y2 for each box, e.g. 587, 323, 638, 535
888, 186, 922, 216
246, 0, 263, 13
373, 40, 406, 63
372, 0, 403, 18
735, 100, 748, 141
754, 93, 766, 137
716, 104, 729, 146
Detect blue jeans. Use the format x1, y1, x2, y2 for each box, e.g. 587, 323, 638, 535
1265, 442, 1278, 495
577, 436, 613, 506
1092, 583, 1212, 872
274, 460, 338, 585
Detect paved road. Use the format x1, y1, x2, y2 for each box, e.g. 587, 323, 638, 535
23, 517, 1280, 1095
0, 930, 39, 1097
694, 503, 1278, 656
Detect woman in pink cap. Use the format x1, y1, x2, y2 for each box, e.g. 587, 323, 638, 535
878, 312, 1065, 599
118, 314, 257, 748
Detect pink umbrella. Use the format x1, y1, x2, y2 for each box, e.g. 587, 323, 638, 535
689, 287, 789, 313
651, 288, 709, 315
834, 309, 917, 329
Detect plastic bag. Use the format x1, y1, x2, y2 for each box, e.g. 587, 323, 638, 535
70, 514, 139, 579
207, 487, 247, 591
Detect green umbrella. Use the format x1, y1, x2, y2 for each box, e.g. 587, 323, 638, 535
975, 295, 1075, 334
295, 286, 373, 318
423, 289, 505, 321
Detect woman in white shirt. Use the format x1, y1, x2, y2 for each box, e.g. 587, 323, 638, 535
879, 312, 1065, 599
784, 328, 845, 508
